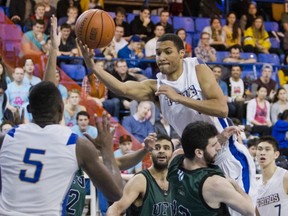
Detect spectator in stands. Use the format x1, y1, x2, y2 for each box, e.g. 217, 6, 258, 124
176, 28, 192, 57
156, 9, 174, 34
21, 19, 48, 58
247, 137, 261, 174
58, 23, 79, 57
9, 0, 35, 26
113, 25, 128, 55
225, 65, 249, 122
122, 101, 154, 143
243, 16, 271, 54
194, 32, 216, 62
271, 87, 288, 125
71, 111, 98, 139
246, 86, 272, 136
130, 6, 155, 42
251, 63, 277, 101
202, 17, 227, 51
0, 120, 14, 135
55, 69, 68, 101
42, 0, 56, 18
281, 0, 288, 33
6, 67, 30, 113
272, 109, 288, 157
81, 60, 120, 118
0, 61, 8, 92
223, 46, 257, 63
278, 56, 288, 90
223, 12, 242, 49
22, 59, 41, 86
56, 0, 81, 19
114, 134, 142, 182
102, 41, 117, 61
80, 0, 103, 11
23, 2, 50, 34
240, 1, 258, 32
64, 89, 86, 127
57, 6, 79, 35
212, 65, 228, 97
145, 24, 165, 58
113, 7, 131, 40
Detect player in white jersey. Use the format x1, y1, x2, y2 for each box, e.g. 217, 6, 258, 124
0, 16, 123, 216
256, 136, 288, 216
78, 33, 256, 215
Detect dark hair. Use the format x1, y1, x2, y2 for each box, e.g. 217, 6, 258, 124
200, 32, 210, 38
226, 12, 239, 41
212, 65, 222, 71
140, 6, 150, 13
229, 45, 241, 52
256, 85, 267, 92
76, 111, 90, 121
181, 121, 218, 159
278, 109, 288, 121
115, 6, 126, 15
0, 120, 15, 132
60, 23, 72, 30
272, 87, 286, 104
257, 136, 279, 151
32, 19, 45, 26
231, 65, 242, 71
157, 33, 184, 51
247, 137, 259, 149
34, 2, 45, 11
0, 61, 7, 91
157, 134, 175, 152
160, 9, 169, 15
176, 28, 186, 39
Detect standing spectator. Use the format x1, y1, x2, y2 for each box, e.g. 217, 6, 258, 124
71, 111, 98, 139
203, 17, 227, 51
22, 59, 41, 86
145, 24, 165, 58
113, 25, 128, 55
246, 86, 272, 136
113, 7, 131, 40
122, 101, 154, 143
194, 32, 217, 62
271, 87, 288, 125
240, 1, 258, 32
251, 63, 277, 101
64, 89, 86, 127
56, 0, 81, 19
130, 6, 155, 42
42, 0, 56, 18
243, 16, 271, 54
223, 12, 242, 49
9, 0, 35, 26
223, 46, 257, 63
176, 28, 192, 57
156, 9, 174, 34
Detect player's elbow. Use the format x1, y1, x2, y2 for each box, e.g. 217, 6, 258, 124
216, 102, 228, 118
242, 206, 254, 216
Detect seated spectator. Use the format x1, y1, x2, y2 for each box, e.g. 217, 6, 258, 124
129, 100, 158, 125
156, 9, 174, 34
58, 23, 79, 57
0, 81, 13, 125
223, 46, 257, 63
6, 67, 30, 113
202, 17, 227, 51
271, 87, 288, 125
81, 60, 120, 118
9, 0, 35, 27
57, 6, 79, 35
71, 111, 98, 139
102, 41, 117, 61
42, 0, 56, 18
56, 0, 81, 19
0, 120, 14, 135
251, 63, 277, 101
23, 2, 50, 34
22, 59, 41, 86
122, 101, 154, 143
212, 65, 228, 97
246, 86, 272, 136
114, 134, 142, 182
247, 137, 261, 174
194, 32, 216, 62
55, 69, 68, 101
223, 12, 242, 49
176, 28, 192, 57
64, 89, 86, 127
130, 6, 155, 42
278, 56, 288, 91
113, 25, 128, 55
272, 109, 288, 157
21, 19, 48, 58
240, 1, 258, 32
0, 61, 8, 93
113, 6, 131, 40
145, 24, 165, 58
243, 16, 271, 54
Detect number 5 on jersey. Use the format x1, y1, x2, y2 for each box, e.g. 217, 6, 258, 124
19, 148, 46, 183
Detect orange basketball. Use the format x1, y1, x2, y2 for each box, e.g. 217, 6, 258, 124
75, 9, 115, 49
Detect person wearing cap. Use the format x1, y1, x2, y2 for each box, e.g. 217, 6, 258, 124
251, 63, 277, 101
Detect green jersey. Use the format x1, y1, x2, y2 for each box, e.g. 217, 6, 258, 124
167, 155, 230, 216
126, 169, 173, 216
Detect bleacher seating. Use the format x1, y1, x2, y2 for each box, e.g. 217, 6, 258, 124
258, 53, 280, 65
270, 37, 280, 49
60, 63, 86, 85
150, 15, 160, 24
216, 51, 229, 62
264, 21, 279, 32
108, 12, 116, 19
240, 52, 257, 61
173, 16, 194, 32
126, 13, 136, 24
195, 18, 210, 32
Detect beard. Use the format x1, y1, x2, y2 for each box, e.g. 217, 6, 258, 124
152, 156, 168, 171
203, 151, 216, 165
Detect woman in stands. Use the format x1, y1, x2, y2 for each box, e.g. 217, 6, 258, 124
240, 1, 258, 32
176, 28, 192, 57
271, 87, 288, 125
223, 12, 242, 49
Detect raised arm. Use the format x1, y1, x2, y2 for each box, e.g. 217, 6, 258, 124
78, 40, 156, 101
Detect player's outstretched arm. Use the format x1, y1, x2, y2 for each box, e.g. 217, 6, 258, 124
44, 15, 61, 83
78, 39, 156, 101
106, 174, 146, 216
203, 175, 254, 216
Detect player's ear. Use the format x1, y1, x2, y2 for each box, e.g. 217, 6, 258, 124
27, 104, 31, 113
195, 148, 203, 158
179, 49, 185, 59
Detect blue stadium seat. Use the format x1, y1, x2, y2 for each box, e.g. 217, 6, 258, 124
239, 52, 257, 61
150, 15, 160, 24
258, 53, 280, 65
195, 18, 210, 32
186, 32, 193, 45
126, 13, 136, 24
216, 51, 229, 62
108, 12, 115, 19
173, 16, 194, 32
270, 38, 280, 48
264, 21, 279, 32
60, 63, 86, 85
192, 32, 201, 48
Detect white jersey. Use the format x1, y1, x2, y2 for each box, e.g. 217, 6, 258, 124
257, 167, 288, 216
157, 57, 257, 215
0, 123, 79, 216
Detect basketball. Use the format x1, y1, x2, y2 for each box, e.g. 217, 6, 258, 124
75, 9, 115, 49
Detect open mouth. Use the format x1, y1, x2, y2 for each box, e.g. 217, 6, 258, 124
259, 157, 266, 162
157, 156, 166, 161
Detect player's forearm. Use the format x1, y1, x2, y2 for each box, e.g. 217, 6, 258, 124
44, 47, 57, 83
106, 204, 123, 216
117, 148, 148, 170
